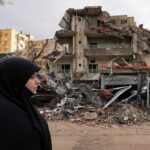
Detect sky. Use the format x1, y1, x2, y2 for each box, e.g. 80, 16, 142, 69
0, 0, 150, 40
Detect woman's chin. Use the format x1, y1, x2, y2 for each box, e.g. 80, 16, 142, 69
32, 91, 37, 94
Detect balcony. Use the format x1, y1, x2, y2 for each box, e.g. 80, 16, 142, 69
85, 44, 133, 57
55, 30, 75, 38
55, 30, 75, 44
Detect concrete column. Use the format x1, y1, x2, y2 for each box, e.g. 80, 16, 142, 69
147, 74, 150, 108
132, 33, 137, 54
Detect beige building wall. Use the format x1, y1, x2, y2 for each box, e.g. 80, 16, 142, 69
29, 38, 63, 70
111, 15, 136, 26
16, 33, 35, 59
72, 16, 88, 78
48, 58, 72, 78
0, 29, 34, 54
0, 29, 12, 53
0, 29, 18, 53
11, 29, 18, 52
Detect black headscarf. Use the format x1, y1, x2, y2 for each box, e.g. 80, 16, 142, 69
0, 56, 52, 150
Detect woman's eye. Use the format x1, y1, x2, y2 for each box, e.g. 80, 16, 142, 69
30, 75, 36, 79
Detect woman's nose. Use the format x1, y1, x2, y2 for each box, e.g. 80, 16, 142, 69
35, 77, 41, 84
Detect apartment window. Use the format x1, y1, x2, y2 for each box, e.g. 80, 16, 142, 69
33, 49, 40, 52
78, 18, 81, 22
20, 36, 25, 41
4, 33, 8, 37
97, 20, 101, 27
89, 43, 97, 49
90, 60, 95, 63
125, 58, 130, 62
20, 44, 24, 48
88, 64, 98, 73
57, 64, 70, 73
32, 42, 43, 46
4, 48, 7, 51
33, 52, 37, 57
121, 19, 128, 24
3, 41, 8, 46
111, 19, 116, 24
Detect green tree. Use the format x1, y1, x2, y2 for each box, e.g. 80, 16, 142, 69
0, 0, 13, 5
0, 0, 5, 5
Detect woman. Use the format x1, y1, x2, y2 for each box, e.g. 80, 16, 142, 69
0, 56, 52, 150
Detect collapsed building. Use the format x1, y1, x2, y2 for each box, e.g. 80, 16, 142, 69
45, 6, 150, 85
32, 6, 150, 123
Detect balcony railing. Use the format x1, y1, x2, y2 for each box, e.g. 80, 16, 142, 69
87, 43, 131, 49
85, 44, 132, 56
57, 69, 70, 73
88, 69, 99, 73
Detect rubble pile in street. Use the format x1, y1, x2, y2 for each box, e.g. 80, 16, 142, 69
101, 104, 150, 125
37, 103, 150, 126
34, 75, 150, 126
28, 6, 150, 127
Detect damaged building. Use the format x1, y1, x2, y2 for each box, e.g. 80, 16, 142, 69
30, 6, 150, 122
23, 38, 63, 70
45, 6, 150, 91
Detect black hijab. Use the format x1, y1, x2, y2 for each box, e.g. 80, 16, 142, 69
0, 56, 52, 150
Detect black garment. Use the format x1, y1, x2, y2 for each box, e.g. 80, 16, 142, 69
0, 56, 52, 150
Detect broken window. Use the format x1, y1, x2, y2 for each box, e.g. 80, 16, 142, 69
90, 60, 95, 63
121, 19, 128, 25
97, 20, 101, 27
88, 64, 98, 73
78, 18, 81, 22
110, 19, 116, 24
57, 64, 70, 73
89, 42, 97, 49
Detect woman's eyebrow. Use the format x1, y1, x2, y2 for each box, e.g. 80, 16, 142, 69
30, 74, 36, 79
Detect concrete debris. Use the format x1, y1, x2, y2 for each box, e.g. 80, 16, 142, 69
33, 75, 150, 126
103, 85, 132, 109
105, 104, 150, 125
83, 112, 98, 120
43, 49, 72, 62
78, 83, 102, 107
25, 6, 150, 126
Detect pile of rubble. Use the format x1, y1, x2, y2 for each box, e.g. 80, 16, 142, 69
33, 74, 150, 126
37, 104, 150, 126
101, 104, 150, 125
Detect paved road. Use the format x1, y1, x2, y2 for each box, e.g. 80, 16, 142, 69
48, 121, 150, 150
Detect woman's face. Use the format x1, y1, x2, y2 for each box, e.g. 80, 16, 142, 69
25, 73, 41, 94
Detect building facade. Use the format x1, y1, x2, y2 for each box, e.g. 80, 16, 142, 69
0, 29, 17, 53
29, 39, 62, 70
47, 6, 150, 87
0, 28, 34, 54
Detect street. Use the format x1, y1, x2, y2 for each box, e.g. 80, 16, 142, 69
48, 121, 150, 150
